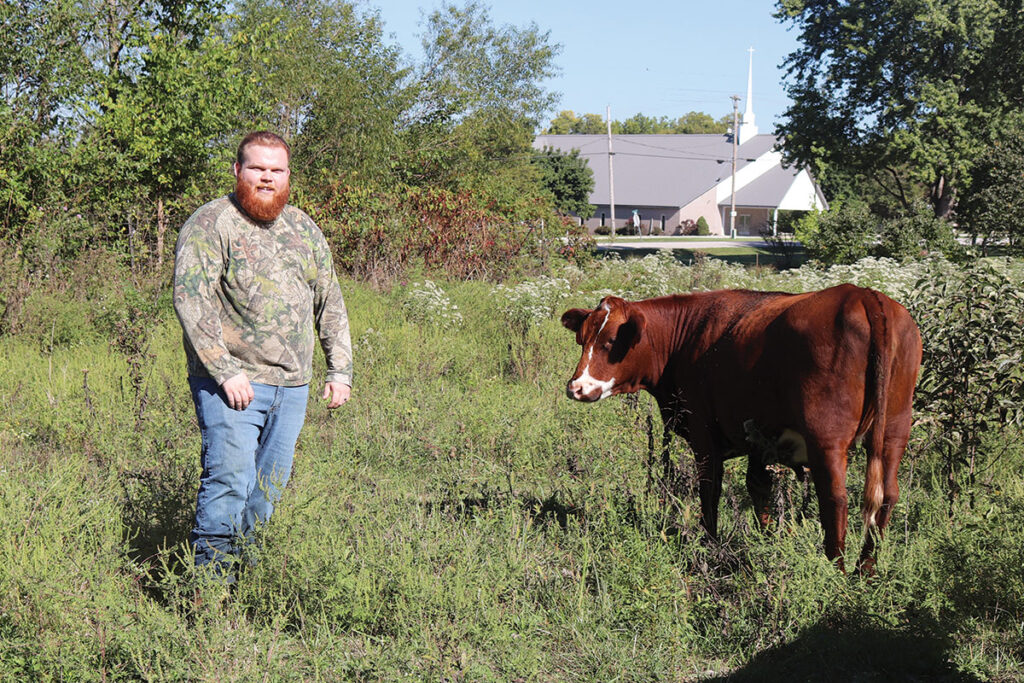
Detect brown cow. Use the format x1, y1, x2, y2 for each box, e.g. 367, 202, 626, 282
561, 284, 922, 573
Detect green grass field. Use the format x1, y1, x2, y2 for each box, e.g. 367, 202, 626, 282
1, 253, 1021, 681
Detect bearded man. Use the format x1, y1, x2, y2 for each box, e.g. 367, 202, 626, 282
173, 131, 352, 581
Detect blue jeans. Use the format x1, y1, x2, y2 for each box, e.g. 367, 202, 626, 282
188, 377, 309, 575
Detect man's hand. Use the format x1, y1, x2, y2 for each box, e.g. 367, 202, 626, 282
221, 372, 254, 411
322, 381, 351, 409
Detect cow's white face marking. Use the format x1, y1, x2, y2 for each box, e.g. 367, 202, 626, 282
569, 307, 616, 400
574, 365, 616, 400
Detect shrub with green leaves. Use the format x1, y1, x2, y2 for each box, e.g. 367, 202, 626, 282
696, 215, 710, 236
877, 205, 958, 260
802, 202, 876, 264
803, 203, 957, 265
907, 258, 1024, 512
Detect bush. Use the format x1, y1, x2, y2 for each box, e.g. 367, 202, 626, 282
803, 203, 958, 265
311, 181, 576, 283
696, 216, 710, 236
955, 127, 1024, 250
906, 258, 1024, 512
555, 228, 596, 267
802, 203, 875, 264
791, 209, 821, 245
877, 207, 957, 260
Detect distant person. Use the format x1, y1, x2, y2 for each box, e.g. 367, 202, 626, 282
631, 209, 641, 235
173, 131, 353, 582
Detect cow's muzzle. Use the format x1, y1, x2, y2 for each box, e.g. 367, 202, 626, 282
565, 378, 603, 402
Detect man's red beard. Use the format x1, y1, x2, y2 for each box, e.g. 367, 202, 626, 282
234, 177, 289, 223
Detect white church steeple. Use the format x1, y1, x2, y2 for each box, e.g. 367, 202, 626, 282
738, 46, 759, 144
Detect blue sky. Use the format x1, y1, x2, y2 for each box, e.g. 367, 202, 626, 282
370, 1, 802, 130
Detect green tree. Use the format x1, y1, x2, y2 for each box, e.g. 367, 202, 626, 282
619, 113, 660, 134
88, 0, 261, 268
775, 0, 1024, 218
1, 0, 573, 279
545, 110, 728, 135
956, 122, 1024, 250
545, 110, 606, 134
402, 1, 561, 200
232, 0, 409, 187
412, 2, 559, 126
0, 0, 96, 247
532, 147, 594, 218
669, 111, 730, 134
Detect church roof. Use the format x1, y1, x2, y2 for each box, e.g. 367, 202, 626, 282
722, 162, 800, 208
532, 133, 809, 209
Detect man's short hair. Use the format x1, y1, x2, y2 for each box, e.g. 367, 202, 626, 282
236, 131, 291, 166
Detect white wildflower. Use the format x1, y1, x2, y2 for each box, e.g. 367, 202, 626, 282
493, 276, 572, 332
402, 280, 463, 330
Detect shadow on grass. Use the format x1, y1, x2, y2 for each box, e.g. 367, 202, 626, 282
705, 612, 980, 683
121, 462, 196, 603
430, 488, 583, 531
122, 463, 195, 560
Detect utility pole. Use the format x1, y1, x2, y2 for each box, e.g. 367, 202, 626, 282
607, 105, 616, 240
729, 94, 740, 239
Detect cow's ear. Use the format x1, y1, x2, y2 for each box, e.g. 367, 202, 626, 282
619, 310, 646, 349
599, 295, 623, 309
561, 308, 591, 333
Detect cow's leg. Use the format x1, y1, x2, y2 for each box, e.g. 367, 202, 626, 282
746, 456, 773, 531
810, 447, 850, 572
695, 453, 724, 540
857, 425, 910, 575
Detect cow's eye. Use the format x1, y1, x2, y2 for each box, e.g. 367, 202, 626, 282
603, 338, 615, 350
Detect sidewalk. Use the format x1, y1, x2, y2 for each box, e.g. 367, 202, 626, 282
595, 236, 783, 251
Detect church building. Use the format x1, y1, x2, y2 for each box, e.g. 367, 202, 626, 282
533, 52, 827, 236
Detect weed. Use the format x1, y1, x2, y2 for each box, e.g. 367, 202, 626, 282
2, 255, 1023, 680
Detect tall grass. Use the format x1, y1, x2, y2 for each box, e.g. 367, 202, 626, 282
1, 253, 1022, 680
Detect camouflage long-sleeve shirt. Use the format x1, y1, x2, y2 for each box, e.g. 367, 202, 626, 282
173, 195, 352, 387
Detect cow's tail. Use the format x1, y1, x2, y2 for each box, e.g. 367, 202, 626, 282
860, 291, 892, 537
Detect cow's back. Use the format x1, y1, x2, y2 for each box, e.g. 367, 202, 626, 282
655, 284, 918, 451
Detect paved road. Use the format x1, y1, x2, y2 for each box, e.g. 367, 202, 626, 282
596, 237, 785, 251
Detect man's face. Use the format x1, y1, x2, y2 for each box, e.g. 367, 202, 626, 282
233, 144, 290, 223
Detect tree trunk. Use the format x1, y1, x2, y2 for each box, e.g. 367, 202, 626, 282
932, 175, 955, 219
